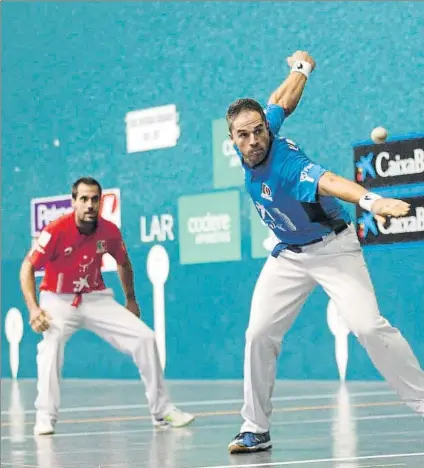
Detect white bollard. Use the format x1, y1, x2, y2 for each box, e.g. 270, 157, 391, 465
4, 308, 24, 379
327, 300, 350, 381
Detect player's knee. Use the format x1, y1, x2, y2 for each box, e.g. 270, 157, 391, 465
142, 328, 156, 343
352, 324, 374, 338
40, 324, 66, 345
36, 327, 66, 360
352, 317, 387, 339
133, 325, 156, 348
245, 325, 273, 345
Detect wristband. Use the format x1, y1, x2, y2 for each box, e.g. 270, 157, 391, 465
359, 192, 382, 212
290, 60, 313, 79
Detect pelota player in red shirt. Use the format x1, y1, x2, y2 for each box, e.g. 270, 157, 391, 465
20, 177, 195, 435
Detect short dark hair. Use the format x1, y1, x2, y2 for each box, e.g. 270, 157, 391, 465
72, 177, 102, 200
226, 98, 266, 132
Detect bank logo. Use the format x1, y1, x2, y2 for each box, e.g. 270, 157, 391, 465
355, 152, 376, 182
354, 136, 424, 188
356, 196, 424, 246
357, 211, 378, 239
178, 191, 241, 264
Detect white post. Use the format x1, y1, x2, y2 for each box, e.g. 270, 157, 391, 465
147, 245, 170, 371
327, 300, 350, 381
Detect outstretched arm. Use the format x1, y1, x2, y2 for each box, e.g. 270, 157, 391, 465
268, 50, 316, 116
318, 171, 410, 222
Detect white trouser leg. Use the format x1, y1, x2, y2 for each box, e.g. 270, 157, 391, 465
241, 255, 316, 433
35, 292, 82, 420
80, 291, 171, 419
308, 226, 424, 414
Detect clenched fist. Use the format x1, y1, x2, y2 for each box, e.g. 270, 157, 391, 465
29, 307, 52, 333
287, 50, 316, 71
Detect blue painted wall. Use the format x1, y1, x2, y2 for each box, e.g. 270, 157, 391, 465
2, 2, 423, 380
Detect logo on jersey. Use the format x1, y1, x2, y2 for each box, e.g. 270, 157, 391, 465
64, 246, 73, 256
29, 230, 52, 256
261, 183, 273, 201
300, 163, 315, 183
79, 255, 94, 273
255, 202, 297, 232
73, 275, 90, 293
96, 240, 107, 254
286, 139, 299, 151
356, 196, 424, 245
37, 231, 52, 248
354, 136, 424, 187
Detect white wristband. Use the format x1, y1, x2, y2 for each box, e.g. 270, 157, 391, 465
290, 60, 313, 79
359, 192, 382, 212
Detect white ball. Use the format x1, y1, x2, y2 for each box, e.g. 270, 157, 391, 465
370, 127, 388, 144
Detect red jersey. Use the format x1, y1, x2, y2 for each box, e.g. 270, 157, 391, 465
28, 213, 127, 294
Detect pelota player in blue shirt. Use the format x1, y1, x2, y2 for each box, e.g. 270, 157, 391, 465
227, 50, 424, 454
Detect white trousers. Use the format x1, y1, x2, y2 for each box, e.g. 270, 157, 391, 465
35, 289, 171, 420
241, 225, 424, 433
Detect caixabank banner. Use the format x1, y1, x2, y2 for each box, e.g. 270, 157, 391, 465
356, 195, 424, 246
354, 134, 424, 247
354, 135, 424, 188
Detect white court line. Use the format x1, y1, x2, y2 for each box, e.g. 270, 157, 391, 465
0, 390, 395, 415
1, 412, 421, 442
1, 464, 38, 468
194, 452, 424, 468
1, 428, 147, 441
359, 465, 406, 467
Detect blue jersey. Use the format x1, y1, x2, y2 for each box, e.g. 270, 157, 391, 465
236, 104, 351, 249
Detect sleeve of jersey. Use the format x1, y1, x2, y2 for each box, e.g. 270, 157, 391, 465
281, 152, 327, 203
264, 104, 286, 135
108, 230, 128, 265
28, 227, 57, 270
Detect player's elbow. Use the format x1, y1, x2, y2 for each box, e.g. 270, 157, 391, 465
268, 95, 293, 116
119, 257, 132, 270
267, 92, 278, 106
279, 98, 296, 116
317, 171, 337, 196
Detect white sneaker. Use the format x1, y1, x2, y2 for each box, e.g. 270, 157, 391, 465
153, 407, 195, 428
34, 415, 55, 436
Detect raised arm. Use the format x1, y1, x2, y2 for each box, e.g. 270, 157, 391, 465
268, 50, 316, 116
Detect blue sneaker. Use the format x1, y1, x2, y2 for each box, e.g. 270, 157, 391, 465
228, 431, 272, 453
